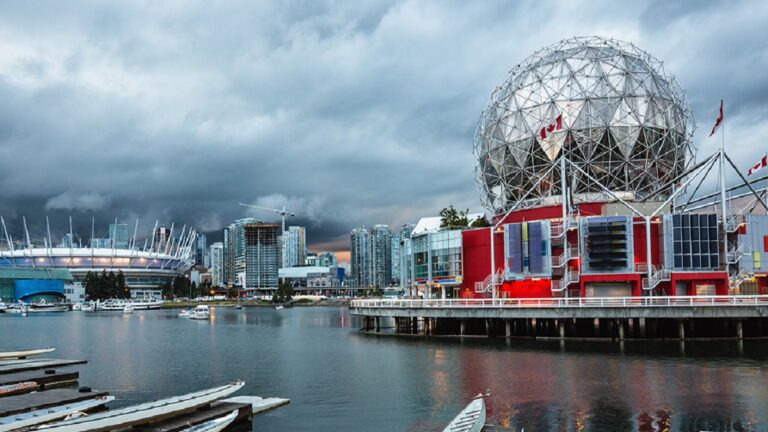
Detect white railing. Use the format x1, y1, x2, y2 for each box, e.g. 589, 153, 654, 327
725, 214, 745, 233
550, 222, 565, 239
552, 247, 579, 268
551, 269, 580, 293
474, 269, 503, 293
729, 269, 752, 289
727, 243, 744, 264
641, 265, 671, 290
351, 295, 768, 309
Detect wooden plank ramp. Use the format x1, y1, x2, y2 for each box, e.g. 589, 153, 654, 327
0, 388, 108, 418
0, 359, 87, 375
218, 396, 289, 415
131, 402, 251, 432
0, 369, 79, 391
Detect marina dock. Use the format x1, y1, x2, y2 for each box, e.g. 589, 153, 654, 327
0, 350, 289, 431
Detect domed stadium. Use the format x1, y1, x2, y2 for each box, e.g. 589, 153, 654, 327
474, 36, 695, 214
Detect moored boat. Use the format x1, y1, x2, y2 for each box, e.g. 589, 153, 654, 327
0, 347, 55, 359
0, 302, 7, 313
180, 409, 238, 432
0, 395, 114, 432
38, 382, 244, 432
123, 305, 134, 314
190, 305, 210, 320
443, 393, 488, 432
178, 308, 192, 318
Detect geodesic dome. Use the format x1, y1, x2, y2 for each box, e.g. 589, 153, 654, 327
474, 36, 695, 214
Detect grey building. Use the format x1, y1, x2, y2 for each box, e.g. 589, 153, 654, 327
282, 226, 307, 268
109, 223, 129, 249
318, 252, 337, 267
350, 228, 370, 286
210, 242, 224, 287
196, 234, 208, 267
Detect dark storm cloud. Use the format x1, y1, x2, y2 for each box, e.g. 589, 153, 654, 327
1, 0, 767, 255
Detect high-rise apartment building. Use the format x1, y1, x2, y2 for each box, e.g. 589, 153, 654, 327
350, 225, 393, 287
210, 242, 224, 287
196, 234, 208, 267
109, 223, 129, 249
370, 225, 392, 287
350, 228, 370, 286
223, 227, 230, 286
318, 252, 337, 267
225, 218, 280, 289
391, 234, 400, 284
281, 226, 307, 268
153, 225, 171, 253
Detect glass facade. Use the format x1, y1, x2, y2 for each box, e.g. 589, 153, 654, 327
411, 230, 462, 284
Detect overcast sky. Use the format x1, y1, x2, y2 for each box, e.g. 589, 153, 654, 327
1, 0, 767, 261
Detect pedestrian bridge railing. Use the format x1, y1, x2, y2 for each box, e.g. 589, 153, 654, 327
350, 295, 768, 309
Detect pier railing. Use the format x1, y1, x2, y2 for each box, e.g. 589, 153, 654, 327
351, 295, 768, 309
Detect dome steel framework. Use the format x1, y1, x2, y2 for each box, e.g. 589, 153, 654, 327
474, 36, 696, 214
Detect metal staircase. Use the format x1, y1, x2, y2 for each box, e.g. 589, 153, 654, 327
641, 265, 671, 290
474, 268, 504, 294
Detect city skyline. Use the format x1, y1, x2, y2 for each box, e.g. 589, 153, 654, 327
1, 2, 768, 262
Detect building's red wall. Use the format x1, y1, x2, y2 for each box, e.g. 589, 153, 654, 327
669, 272, 729, 296
499, 279, 552, 298
493, 202, 604, 225
632, 218, 662, 268
461, 227, 503, 298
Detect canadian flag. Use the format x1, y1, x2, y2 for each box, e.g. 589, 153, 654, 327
540, 114, 563, 139
709, 100, 724, 137
748, 154, 767, 176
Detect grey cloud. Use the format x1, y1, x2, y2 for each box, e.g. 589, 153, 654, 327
45, 191, 110, 212
0, 0, 766, 256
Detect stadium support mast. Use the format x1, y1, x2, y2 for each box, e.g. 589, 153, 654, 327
1, 217, 15, 258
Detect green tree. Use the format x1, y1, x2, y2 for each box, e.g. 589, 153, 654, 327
190, 281, 198, 298
160, 281, 173, 299
470, 216, 490, 227
439, 205, 470, 228
226, 287, 238, 299
116, 271, 129, 299
272, 282, 294, 304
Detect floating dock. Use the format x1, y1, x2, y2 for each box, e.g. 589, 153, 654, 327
0, 352, 289, 431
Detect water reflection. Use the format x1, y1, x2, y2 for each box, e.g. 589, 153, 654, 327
1, 308, 767, 431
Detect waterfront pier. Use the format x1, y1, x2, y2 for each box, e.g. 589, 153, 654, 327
351, 295, 768, 340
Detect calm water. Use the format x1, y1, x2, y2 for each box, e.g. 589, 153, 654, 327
1, 307, 768, 431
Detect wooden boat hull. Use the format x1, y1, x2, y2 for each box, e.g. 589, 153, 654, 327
39, 381, 244, 432
0, 348, 55, 360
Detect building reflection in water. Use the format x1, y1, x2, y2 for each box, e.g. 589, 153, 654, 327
449, 341, 765, 431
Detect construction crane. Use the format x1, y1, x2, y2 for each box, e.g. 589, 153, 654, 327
237, 202, 295, 235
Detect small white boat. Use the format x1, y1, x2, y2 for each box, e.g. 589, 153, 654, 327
0, 348, 55, 360
71, 302, 82, 311
81, 302, 95, 312
443, 393, 488, 432
123, 305, 134, 314
275, 305, 284, 310
178, 308, 192, 318
39, 382, 244, 432
233, 304, 243, 310
26, 301, 69, 313
0, 302, 7, 312
0, 395, 114, 432
190, 305, 210, 320
181, 409, 238, 432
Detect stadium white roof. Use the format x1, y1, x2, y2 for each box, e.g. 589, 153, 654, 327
411, 213, 485, 236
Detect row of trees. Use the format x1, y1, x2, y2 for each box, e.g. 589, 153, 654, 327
84, 270, 129, 300
439, 205, 489, 229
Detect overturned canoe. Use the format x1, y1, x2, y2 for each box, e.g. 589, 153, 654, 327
181, 409, 238, 432
443, 394, 487, 432
0, 349, 55, 360
0, 395, 114, 432
39, 381, 244, 432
